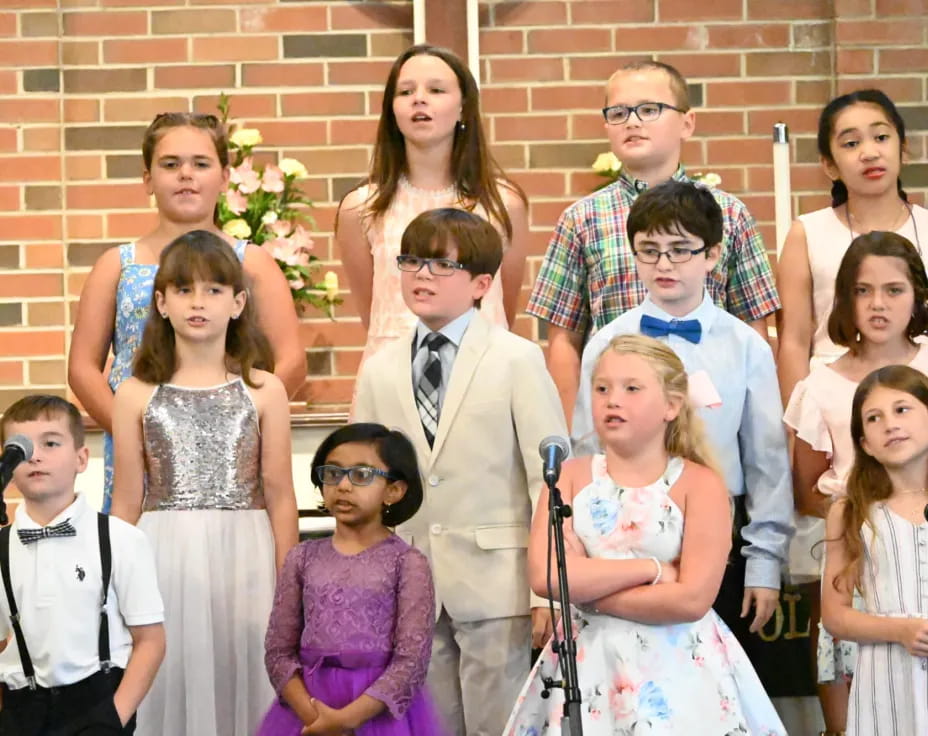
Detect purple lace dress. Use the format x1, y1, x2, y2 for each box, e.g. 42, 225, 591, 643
258, 535, 445, 735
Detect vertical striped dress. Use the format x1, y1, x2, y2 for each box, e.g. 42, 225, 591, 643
850, 503, 928, 735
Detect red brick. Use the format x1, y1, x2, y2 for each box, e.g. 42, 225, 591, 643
0, 362, 24, 385
0, 71, 14, 95
301, 320, 365, 348
571, 1, 654, 23
0, 213, 60, 240
837, 48, 875, 74
23, 128, 59, 152
239, 7, 324, 33
572, 112, 607, 139
748, 108, 821, 135
796, 80, 833, 105
65, 155, 102, 180
746, 0, 831, 19
66, 214, 104, 239
328, 60, 394, 86
0, 185, 18, 209
63, 99, 99, 124
281, 91, 366, 117
879, 48, 928, 72
531, 199, 576, 228
24, 243, 62, 269
103, 96, 190, 123
509, 171, 566, 198
614, 25, 699, 51
0, 99, 58, 124
0, 40, 57, 66
491, 56, 564, 83
0, 330, 64, 357
154, 64, 235, 90
301, 377, 354, 406
694, 110, 746, 136
107, 211, 158, 239
333, 350, 362, 377
836, 0, 874, 15
837, 19, 925, 45
328, 119, 377, 146
151, 9, 235, 34
706, 81, 792, 107
493, 1, 567, 26
0, 13, 16, 36
797, 193, 832, 212
837, 75, 922, 102
568, 170, 609, 197
660, 0, 742, 21
530, 85, 601, 111
569, 55, 650, 81
480, 29, 524, 55
102, 0, 184, 5
0, 128, 15, 153
494, 114, 569, 142
192, 36, 278, 62
243, 62, 325, 88
528, 28, 611, 54
658, 52, 742, 78
875, 0, 922, 14
193, 93, 276, 119
328, 3, 410, 30
104, 38, 187, 64
67, 183, 149, 210
0, 155, 62, 182
63, 11, 147, 36
480, 86, 529, 114
708, 23, 791, 48
4, 0, 55, 6
707, 137, 774, 165
243, 120, 326, 147
62, 40, 98, 65
745, 51, 832, 76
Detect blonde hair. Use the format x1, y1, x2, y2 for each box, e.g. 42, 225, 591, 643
593, 334, 719, 473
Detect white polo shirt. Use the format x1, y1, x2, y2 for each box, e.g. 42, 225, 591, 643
0, 494, 164, 690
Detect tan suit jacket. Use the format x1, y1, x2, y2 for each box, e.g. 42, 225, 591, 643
354, 313, 567, 622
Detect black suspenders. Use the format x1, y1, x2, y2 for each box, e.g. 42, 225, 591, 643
0, 513, 113, 690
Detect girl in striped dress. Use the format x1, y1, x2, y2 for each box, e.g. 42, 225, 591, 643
823, 364, 928, 735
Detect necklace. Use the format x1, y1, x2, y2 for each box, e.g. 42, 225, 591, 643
896, 487, 927, 495
846, 199, 911, 235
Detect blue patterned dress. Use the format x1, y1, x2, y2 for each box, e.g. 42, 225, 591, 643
102, 240, 247, 512
504, 456, 786, 736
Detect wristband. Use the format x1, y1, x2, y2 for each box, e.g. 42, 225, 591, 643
649, 557, 662, 585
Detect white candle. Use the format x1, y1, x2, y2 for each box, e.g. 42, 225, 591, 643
413, 0, 425, 44
467, 0, 480, 86
772, 123, 792, 258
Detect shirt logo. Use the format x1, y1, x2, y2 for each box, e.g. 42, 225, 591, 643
75, 565, 85, 582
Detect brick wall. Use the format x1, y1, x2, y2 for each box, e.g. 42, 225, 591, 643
1, 0, 927, 413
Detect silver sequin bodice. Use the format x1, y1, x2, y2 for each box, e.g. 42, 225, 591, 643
142, 379, 265, 511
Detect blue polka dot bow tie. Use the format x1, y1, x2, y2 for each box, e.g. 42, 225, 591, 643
17, 519, 76, 545
639, 314, 702, 344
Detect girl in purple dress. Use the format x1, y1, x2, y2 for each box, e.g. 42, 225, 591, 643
259, 423, 444, 736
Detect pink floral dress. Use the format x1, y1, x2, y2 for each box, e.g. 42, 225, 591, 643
504, 456, 786, 736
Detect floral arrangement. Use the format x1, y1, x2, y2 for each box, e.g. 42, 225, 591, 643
216, 95, 340, 317
592, 152, 722, 189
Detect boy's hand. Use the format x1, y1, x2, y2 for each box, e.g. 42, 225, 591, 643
301, 699, 353, 735
741, 587, 779, 633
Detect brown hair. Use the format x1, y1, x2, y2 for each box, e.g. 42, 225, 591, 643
133, 230, 273, 386
1, 395, 85, 448
607, 60, 691, 110
836, 365, 928, 592
141, 112, 228, 171
592, 334, 719, 474
400, 208, 502, 309
339, 44, 524, 239
827, 231, 928, 352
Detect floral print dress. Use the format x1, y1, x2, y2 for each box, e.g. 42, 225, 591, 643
504, 455, 786, 736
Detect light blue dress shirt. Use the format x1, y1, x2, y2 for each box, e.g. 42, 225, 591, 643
412, 308, 475, 412
572, 292, 794, 590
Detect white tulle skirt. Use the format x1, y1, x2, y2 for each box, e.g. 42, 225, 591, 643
136, 509, 276, 736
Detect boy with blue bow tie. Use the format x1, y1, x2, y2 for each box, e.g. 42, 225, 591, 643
572, 180, 793, 662
0, 396, 164, 735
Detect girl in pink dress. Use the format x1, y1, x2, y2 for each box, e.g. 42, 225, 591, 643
336, 44, 528, 374
785, 231, 928, 731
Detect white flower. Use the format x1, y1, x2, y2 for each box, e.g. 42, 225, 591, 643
261, 211, 279, 225
229, 127, 263, 148
592, 152, 621, 176
323, 271, 339, 300
692, 172, 722, 189
222, 218, 251, 239
278, 158, 308, 179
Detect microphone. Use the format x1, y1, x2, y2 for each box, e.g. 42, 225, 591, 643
539, 436, 570, 488
0, 435, 32, 488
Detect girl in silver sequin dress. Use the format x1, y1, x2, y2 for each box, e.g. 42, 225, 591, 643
110, 230, 299, 736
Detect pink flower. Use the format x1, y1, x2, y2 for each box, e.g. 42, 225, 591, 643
230, 157, 261, 194
289, 223, 314, 252
267, 236, 310, 268
609, 674, 638, 719
288, 276, 304, 290
224, 187, 248, 215
269, 220, 292, 238
261, 164, 285, 193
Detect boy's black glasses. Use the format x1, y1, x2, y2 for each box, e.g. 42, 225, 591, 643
602, 101, 686, 125
633, 244, 711, 264
396, 254, 467, 277
315, 465, 394, 486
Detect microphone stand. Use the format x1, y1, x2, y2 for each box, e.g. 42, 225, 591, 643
541, 474, 583, 735
0, 466, 11, 526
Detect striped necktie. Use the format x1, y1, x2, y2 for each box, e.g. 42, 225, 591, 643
416, 332, 449, 447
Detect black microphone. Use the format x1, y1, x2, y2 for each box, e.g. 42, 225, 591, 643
0, 435, 32, 489
539, 436, 570, 488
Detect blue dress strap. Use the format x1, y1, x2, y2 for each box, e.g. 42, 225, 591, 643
233, 239, 247, 262
118, 242, 135, 267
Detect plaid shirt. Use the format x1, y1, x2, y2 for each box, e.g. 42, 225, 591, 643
527, 167, 780, 334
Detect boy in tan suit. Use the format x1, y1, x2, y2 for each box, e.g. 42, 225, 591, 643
354, 208, 567, 736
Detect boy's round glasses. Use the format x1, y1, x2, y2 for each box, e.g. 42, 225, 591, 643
602, 101, 686, 125
396, 254, 467, 277
634, 245, 711, 264
315, 465, 394, 486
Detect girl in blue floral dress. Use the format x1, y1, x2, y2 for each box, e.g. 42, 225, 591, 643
505, 335, 785, 736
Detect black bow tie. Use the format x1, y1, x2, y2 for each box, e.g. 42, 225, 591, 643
18, 519, 76, 545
